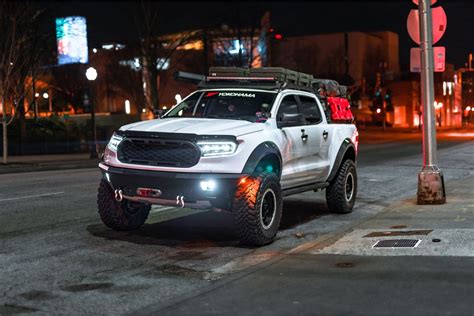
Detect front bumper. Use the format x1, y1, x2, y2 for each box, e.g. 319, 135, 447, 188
99, 163, 245, 209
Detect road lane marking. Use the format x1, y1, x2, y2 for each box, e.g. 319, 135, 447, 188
150, 206, 176, 213
0, 192, 64, 202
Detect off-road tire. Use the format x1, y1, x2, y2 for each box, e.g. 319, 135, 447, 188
232, 172, 282, 246
326, 159, 357, 214
97, 179, 150, 230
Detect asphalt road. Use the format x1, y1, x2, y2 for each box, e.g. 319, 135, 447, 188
0, 135, 472, 315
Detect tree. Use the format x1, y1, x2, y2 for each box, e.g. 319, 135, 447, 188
0, 1, 48, 163
133, 1, 198, 114
208, 10, 268, 68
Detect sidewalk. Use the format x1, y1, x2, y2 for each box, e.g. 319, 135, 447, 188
358, 125, 474, 134
0, 153, 98, 174
138, 175, 474, 315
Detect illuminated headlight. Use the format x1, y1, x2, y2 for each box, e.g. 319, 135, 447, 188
107, 133, 123, 152
197, 141, 237, 157
200, 180, 217, 191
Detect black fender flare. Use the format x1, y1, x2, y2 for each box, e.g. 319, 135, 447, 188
242, 142, 282, 178
327, 138, 356, 183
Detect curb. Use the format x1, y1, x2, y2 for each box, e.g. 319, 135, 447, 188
0, 161, 98, 174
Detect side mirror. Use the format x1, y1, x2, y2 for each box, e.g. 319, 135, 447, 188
277, 113, 306, 128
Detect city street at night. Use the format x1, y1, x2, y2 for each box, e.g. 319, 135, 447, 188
1, 0, 473, 315
0, 130, 472, 315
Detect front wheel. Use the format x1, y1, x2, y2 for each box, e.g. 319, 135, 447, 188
232, 172, 283, 246
326, 159, 357, 214
97, 179, 150, 230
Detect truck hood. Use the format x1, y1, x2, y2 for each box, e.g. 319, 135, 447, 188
120, 118, 265, 137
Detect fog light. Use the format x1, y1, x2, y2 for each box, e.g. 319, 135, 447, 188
200, 180, 216, 191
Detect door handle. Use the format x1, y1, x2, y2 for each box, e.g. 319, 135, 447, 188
323, 130, 329, 140
301, 129, 308, 141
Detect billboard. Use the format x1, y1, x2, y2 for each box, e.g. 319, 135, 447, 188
56, 16, 88, 65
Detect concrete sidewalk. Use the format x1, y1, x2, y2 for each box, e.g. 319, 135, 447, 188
136, 175, 474, 315
0, 153, 98, 174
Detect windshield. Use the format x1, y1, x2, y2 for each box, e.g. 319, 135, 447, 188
164, 90, 276, 122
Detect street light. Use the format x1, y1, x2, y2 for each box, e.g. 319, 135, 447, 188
86, 67, 98, 81
86, 67, 98, 159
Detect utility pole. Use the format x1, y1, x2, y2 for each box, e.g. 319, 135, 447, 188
416, 0, 446, 204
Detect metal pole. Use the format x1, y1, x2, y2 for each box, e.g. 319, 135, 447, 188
90, 83, 98, 159
48, 88, 53, 113
416, 0, 446, 204
419, 0, 437, 168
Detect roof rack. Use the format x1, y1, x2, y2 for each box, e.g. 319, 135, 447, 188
175, 67, 346, 97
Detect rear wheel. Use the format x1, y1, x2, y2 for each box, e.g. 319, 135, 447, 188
326, 159, 357, 214
232, 172, 282, 246
97, 179, 150, 230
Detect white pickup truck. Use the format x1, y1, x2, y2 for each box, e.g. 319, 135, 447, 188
98, 69, 359, 246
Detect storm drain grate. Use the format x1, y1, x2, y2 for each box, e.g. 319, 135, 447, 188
372, 239, 421, 248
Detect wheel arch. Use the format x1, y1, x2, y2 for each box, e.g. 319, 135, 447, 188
242, 142, 282, 178
327, 138, 356, 183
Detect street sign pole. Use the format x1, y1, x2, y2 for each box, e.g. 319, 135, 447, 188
416, 0, 446, 204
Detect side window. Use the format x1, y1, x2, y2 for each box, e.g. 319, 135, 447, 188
276, 95, 299, 120
298, 95, 322, 124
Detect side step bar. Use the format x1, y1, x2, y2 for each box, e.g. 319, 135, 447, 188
282, 182, 329, 197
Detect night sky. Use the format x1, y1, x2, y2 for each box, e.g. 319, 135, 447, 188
43, 0, 473, 70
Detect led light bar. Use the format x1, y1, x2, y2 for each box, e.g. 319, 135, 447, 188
206, 76, 276, 81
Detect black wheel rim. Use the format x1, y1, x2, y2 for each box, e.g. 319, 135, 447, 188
345, 173, 354, 202
122, 200, 142, 216
260, 189, 276, 230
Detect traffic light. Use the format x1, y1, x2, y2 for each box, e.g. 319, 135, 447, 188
369, 88, 383, 113
385, 89, 393, 112
374, 88, 383, 107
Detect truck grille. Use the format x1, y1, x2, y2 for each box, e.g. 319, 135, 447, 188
117, 138, 201, 167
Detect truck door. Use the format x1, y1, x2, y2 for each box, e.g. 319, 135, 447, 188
276, 94, 321, 188
296, 95, 331, 182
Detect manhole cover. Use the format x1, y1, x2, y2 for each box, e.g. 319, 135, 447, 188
372, 239, 421, 248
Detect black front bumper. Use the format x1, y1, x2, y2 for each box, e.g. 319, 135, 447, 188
100, 164, 245, 208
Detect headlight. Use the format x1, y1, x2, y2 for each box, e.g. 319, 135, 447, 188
197, 141, 237, 157
107, 133, 123, 152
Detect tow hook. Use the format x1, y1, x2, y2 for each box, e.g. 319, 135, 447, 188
176, 195, 185, 208
114, 189, 123, 202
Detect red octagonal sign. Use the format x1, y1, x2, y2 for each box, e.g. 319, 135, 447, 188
407, 6, 447, 45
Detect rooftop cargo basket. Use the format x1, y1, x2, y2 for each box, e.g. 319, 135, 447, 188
203, 67, 346, 97
208, 67, 314, 88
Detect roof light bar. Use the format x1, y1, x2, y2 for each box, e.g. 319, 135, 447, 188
207, 76, 277, 81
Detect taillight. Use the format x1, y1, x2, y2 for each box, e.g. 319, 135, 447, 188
351, 129, 359, 153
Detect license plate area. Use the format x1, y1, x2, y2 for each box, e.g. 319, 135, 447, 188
136, 187, 162, 198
